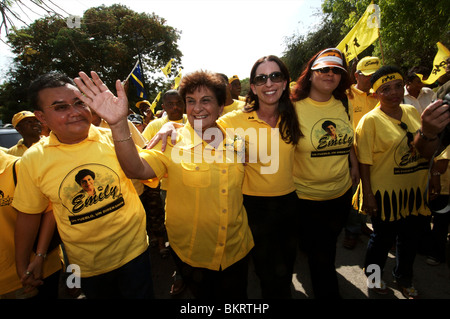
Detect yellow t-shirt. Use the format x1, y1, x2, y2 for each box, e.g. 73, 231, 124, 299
217, 109, 296, 196
142, 115, 188, 142
1, 152, 60, 295
348, 84, 379, 130
6, 139, 29, 157
222, 100, 245, 116
355, 104, 431, 221
293, 97, 353, 200
436, 146, 450, 195
12, 125, 148, 277
140, 122, 254, 271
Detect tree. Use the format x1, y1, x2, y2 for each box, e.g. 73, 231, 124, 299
321, 0, 449, 71
0, 4, 182, 122
283, 0, 449, 80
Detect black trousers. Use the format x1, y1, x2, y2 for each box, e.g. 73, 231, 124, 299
171, 248, 249, 299
296, 188, 352, 299
243, 191, 298, 299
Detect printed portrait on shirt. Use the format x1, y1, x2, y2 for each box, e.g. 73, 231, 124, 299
59, 164, 124, 225
394, 131, 427, 174
310, 118, 353, 157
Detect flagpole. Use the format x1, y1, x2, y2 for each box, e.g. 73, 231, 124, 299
124, 60, 139, 83
378, 29, 385, 65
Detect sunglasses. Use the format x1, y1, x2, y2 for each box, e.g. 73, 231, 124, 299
253, 71, 285, 86
314, 67, 345, 75
399, 122, 414, 145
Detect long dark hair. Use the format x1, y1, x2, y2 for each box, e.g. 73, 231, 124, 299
291, 49, 351, 118
245, 55, 302, 145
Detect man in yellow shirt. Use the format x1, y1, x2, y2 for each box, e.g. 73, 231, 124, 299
343, 56, 381, 249
217, 73, 245, 115
142, 90, 187, 141
7, 111, 42, 157
13, 72, 152, 299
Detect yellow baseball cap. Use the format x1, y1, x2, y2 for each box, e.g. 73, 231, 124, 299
357, 56, 381, 76
136, 100, 151, 108
12, 110, 36, 128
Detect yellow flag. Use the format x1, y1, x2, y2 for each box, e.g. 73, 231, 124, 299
337, 3, 381, 63
173, 68, 182, 90
417, 42, 450, 85
150, 92, 161, 113
161, 58, 174, 77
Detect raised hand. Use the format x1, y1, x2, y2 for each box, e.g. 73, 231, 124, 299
74, 71, 129, 127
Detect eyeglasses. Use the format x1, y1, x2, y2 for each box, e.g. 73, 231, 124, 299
314, 67, 345, 75
399, 122, 414, 145
253, 72, 285, 86
44, 100, 88, 112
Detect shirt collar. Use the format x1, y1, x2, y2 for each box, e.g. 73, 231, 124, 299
46, 124, 101, 147
176, 121, 235, 151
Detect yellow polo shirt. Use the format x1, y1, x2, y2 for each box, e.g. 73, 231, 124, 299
7, 139, 29, 157
217, 109, 296, 196
12, 125, 148, 277
140, 122, 254, 270
142, 114, 188, 142
348, 84, 379, 130
222, 99, 245, 115
293, 97, 353, 200
1, 152, 60, 295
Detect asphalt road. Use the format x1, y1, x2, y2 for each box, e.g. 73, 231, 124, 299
148, 226, 450, 300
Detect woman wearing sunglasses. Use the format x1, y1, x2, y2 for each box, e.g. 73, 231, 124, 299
291, 48, 359, 299
354, 65, 431, 299
217, 55, 302, 298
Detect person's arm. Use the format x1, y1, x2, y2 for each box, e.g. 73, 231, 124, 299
359, 163, 378, 217
15, 211, 43, 292
25, 210, 56, 287
74, 71, 156, 180
414, 99, 450, 159
349, 145, 360, 187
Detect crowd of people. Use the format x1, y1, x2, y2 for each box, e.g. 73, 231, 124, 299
1, 46, 450, 300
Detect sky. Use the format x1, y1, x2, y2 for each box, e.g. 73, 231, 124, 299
0, 0, 324, 81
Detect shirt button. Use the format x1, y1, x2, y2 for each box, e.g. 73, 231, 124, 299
195, 166, 200, 171
222, 169, 227, 174
222, 209, 227, 214
221, 189, 226, 193
221, 226, 226, 230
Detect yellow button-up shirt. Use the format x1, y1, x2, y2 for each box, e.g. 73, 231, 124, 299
140, 122, 254, 270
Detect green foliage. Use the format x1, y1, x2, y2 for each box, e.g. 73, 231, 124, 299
0, 4, 182, 123
284, 0, 449, 81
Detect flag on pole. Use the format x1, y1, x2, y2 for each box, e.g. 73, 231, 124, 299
337, 2, 381, 63
128, 61, 147, 99
173, 68, 182, 90
161, 58, 174, 77
416, 42, 450, 85
150, 92, 161, 113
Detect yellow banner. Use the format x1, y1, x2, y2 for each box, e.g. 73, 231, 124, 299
150, 92, 161, 113
161, 58, 174, 77
417, 42, 450, 85
337, 3, 381, 63
173, 68, 182, 90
